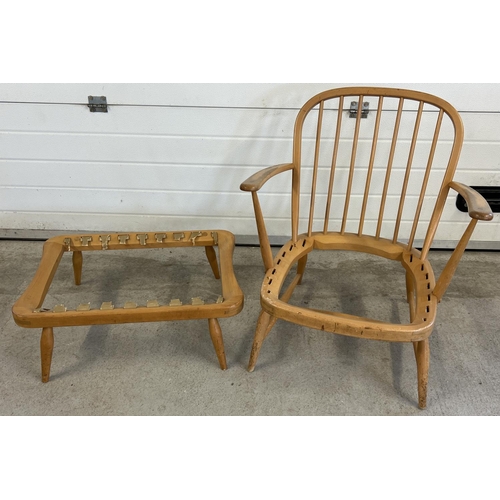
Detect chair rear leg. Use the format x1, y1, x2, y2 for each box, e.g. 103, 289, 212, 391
415, 338, 430, 409
405, 271, 416, 318
205, 246, 220, 279
40, 327, 54, 383
208, 318, 227, 370
297, 255, 308, 285
248, 310, 272, 372
406, 272, 420, 359
73, 251, 83, 285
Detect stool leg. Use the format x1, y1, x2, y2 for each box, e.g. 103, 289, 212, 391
73, 251, 83, 285
41, 327, 54, 383
208, 318, 227, 370
205, 246, 220, 279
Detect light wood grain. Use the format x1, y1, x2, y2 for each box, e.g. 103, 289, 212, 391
241, 86, 493, 409
208, 318, 227, 370
13, 230, 243, 382
416, 339, 430, 409
449, 182, 494, 221
72, 251, 82, 285
308, 101, 324, 236
40, 327, 54, 383
205, 246, 220, 280
240, 163, 294, 192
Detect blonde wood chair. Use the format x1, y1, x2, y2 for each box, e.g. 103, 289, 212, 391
241, 87, 493, 409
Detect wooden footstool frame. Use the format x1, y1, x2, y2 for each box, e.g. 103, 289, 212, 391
12, 230, 244, 382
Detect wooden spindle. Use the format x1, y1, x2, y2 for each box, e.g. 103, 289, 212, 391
308, 101, 325, 236
323, 96, 344, 234
407, 109, 444, 249
393, 101, 424, 243
421, 184, 450, 261
421, 108, 464, 258
376, 97, 404, 239
341, 95, 364, 234
358, 96, 383, 236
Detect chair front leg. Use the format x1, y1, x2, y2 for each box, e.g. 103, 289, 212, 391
415, 338, 430, 409
297, 255, 308, 285
248, 310, 272, 372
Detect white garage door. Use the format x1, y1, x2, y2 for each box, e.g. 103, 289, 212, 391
1, 83, 498, 247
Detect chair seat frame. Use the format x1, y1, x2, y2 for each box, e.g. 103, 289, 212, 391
261, 232, 437, 342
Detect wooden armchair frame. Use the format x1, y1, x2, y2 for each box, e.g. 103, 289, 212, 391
12, 230, 244, 382
241, 87, 493, 409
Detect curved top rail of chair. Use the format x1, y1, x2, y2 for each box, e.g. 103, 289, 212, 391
298, 86, 464, 123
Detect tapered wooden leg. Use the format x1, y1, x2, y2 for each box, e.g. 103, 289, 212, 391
208, 318, 227, 370
297, 255, 308, 285
205, 246, 220, 279
415, 339, 430, 409
406, 271, 416, 320
73, 251, 83, 285
406, 272, 419, 359
248, 310, 272, 372
40, 327, 54, 383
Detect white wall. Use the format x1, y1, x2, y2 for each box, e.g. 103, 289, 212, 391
1, 83, 499, 247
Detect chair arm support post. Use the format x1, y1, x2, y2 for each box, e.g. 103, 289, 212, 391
434, 182, 494, 300
241, 163, 295, 271
433, 218, 477, 302
240, 163, 294, 192
449, 181, 494, 221
252, 191, 274, 271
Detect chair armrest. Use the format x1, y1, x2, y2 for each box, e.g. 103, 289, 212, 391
240, 163, 294, 192
449, 181, 494, 221
432, 182, 493, 302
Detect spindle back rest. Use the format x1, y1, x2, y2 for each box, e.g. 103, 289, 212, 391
290, 87, 464, 260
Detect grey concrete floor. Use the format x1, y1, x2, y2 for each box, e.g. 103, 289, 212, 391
1, 239, 499, 415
